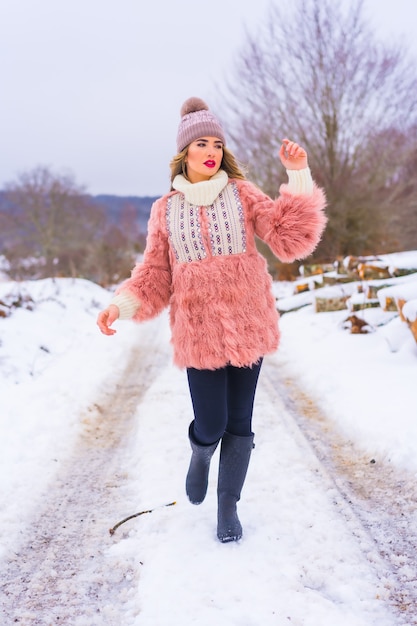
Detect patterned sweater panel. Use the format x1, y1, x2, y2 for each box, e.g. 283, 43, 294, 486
166, 182, 247, 264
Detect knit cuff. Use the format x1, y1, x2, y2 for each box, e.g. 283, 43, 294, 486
286, 167, 314, 195
110, 292, 141, 320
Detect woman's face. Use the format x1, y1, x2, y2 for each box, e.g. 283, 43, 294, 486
185, 137, 223, 183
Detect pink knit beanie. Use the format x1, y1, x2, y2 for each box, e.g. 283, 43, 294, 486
176, 97, 226, 153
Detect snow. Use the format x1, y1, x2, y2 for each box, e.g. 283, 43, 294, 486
1, 255, 417, 624
403, 299, 417, 323
377, 279, 417, 308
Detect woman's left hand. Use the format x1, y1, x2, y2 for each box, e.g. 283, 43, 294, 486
279, 138, 308, 170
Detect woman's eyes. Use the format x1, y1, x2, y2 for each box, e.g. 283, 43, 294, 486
196, 142, 223, 149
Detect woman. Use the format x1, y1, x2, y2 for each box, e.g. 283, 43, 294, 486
97, 97, 327, 543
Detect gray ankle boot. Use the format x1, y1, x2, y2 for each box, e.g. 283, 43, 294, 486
217, 431, 254, 543
186, 422, 219, 505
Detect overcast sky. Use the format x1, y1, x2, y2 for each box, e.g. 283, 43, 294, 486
1, 0, 417, 197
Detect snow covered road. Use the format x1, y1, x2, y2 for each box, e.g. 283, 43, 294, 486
1, 297, 416, 625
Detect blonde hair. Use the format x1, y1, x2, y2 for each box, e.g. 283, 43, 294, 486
169, 146, 247, 189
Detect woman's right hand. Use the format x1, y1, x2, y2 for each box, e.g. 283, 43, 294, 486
97, 304, 120, 336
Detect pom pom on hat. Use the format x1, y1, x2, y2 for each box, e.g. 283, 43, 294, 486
180, 97, 209, 117
176, 97, 226, 152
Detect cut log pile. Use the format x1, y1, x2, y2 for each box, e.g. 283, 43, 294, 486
377, 282, 417, 344
277, 251, 417, 345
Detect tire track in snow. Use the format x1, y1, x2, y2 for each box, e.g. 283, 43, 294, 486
0, 323, 169, 625
264, 358, 417, 624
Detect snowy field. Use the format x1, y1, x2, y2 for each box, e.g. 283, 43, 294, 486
1, 251, 417, 624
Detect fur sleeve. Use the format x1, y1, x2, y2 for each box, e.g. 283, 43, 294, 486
240, 180, 327, 263
115, 197, 172, 322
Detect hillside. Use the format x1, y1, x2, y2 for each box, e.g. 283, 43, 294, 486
0, 190, 156, 232
91, 194, 156, 229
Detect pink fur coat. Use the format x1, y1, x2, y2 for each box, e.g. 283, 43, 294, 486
116, 177, 327, 369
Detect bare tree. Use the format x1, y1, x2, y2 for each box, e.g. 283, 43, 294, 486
85, 204, 145, 286
2, 167, 105, 278
219, 0, 417, 259
1, 166, 144, 283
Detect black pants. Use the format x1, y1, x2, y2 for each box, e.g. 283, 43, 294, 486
186, 360, 263, 445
